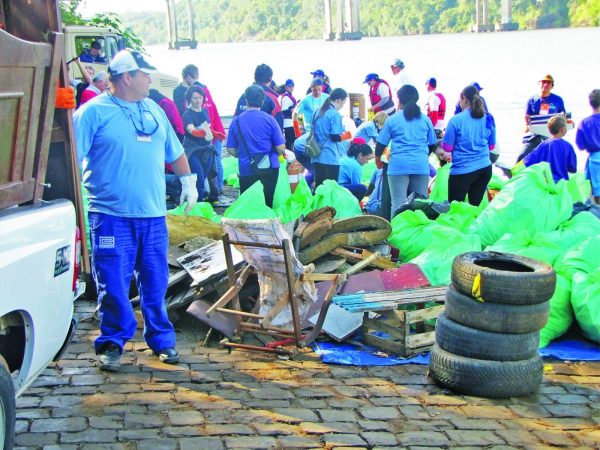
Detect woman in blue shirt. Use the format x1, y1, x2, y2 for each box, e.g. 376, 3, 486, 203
441, 85, 496, 206
338, 140, 373, 200
375, 85, 437, 218
312, 88, 352, 187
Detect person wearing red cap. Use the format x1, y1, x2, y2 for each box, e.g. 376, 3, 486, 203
518, 74, 566, 162
338, 138, 373, 200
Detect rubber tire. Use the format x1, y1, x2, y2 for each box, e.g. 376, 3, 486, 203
445, 285, 549, 334
435, 312, 540, 361
429, 344, 543, 398
451, 251, 556, 305
1, 356, 16, 450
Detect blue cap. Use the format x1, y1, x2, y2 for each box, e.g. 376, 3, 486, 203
310, 78, 323, 87
472, 81, 483, 91
364, 73, 379, 83
285, 79, 294, 86
425, 77, 437, 87
311, 69, 325, 77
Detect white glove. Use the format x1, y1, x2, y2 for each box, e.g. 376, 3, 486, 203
284, 149, 296, 161
200, 122, 213, 142
179, 174, 199, 212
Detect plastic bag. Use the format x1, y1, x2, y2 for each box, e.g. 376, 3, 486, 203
411, 231, 481, 286
223, 181, 277, 220
554, 235, 600, 281
571, 268, 600, 344
272, 163, 292, 210
168, 202, 222, 223
468, 163, 572, 247
361, 159, 377, 185
539, 274, 573, 348
310, 179, 362, 219
487, 231, 562, 266
222, 157, 239, 187
429, 163, 450, 202
566, 172, 591, 204
388, 210, 432, 261
274, 178, 314, 224
435, 201, 480, 233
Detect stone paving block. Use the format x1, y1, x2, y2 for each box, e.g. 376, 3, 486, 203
31, 376, 70, 387
272, 408, 320, 423
326, 397, 370, 409
357, 420, 389, 431
448, 418, 504, 430
446, 430, 505, 446
532, 429, 580, 447
16, 396, 42, 409
30, 417, 87, 433
253, 422, 299, 435
577, 429, 600, 447
43, 445, 78, 450
545, 404, 592, 418
162, 426, 204, 437
71, 374, 105, 386
124, 412, 166, 428
15, 432, 59, 447
506, 404, 551, 418
318, 409, 358, 422
16, 408, 50, 419
60, 429, 118, 443
359, 406, 401, 420
117, 428, 161, 440
360, 431, 398, 446
394, 420, 451, 433
179, 437, 224, 450
140, 382, 177, 392
103, 404, 148, 416
495, 429, 541, 445
294, 387, 336, 398
323, 433, 367, 447
425, 406, 465, 420
224, 436, 278, 448
331, 385, 371, 398
89, 416, 123, 429
276, 434, 323, 448
204, 424, 254, 435
397, 405, 430, 420
53, 385, 98, 395
458, 405, 515, 419
300, 421, 348, 435
249, 388, 294, 399
397, 431, 450, 447
100, 383, 148, 394
135, 438, 178, 450
50, 405, 104, 418
168, 410, 205, 426
369, 396, 421, 407
15, 420, 28, 434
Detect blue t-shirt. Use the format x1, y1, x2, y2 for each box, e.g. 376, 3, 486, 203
296, 94, 329, 132
526, 93, 566, 117
442, 110, 496, 175
73, 93, 183, 218
376, 111, 437, 176
365, 169, 383, 213
312, 105, 346, 165
524, 138, 577, 182
355, 121, 378, 144
576, 113, 600, 154
338, 157, 362, 187
226, 109, 284, 177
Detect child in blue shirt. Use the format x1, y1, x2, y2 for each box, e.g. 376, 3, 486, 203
524, 115, 577, 182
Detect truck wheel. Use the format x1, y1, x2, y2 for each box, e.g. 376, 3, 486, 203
435, 313, 540, 361
429, 344, 543, 398
1, 356, 16, 450
451, 252, 556, 305
445, 285, 549, 333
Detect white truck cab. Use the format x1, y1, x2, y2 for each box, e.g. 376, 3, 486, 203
64, 25, 179, 98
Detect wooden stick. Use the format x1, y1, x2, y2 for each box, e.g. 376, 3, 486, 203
343, 251, 380, 276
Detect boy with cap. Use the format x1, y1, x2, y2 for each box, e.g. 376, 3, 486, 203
518, 74, 566, 162
73, 50, 198, 371
523, 115, 577, 182
425, 77, 446, 130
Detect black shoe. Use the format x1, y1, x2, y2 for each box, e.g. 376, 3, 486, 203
155, 347, 179, 364
98, 343, 121, 372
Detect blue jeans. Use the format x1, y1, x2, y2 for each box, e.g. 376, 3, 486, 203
89, 213, 175, 354
188, 147, 218, 201
214, 139, 223, 195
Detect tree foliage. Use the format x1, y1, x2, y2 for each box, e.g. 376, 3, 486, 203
68, 0, 596, 46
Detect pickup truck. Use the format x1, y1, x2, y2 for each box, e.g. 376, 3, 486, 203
0, 1, 88, 448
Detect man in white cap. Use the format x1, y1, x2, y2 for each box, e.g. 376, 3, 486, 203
390, 58, 412, 95
73, 50, 198, 371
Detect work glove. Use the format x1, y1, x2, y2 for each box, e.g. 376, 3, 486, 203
191, 129, 206, 138
293, 120, 302, 137
340, 131, 352, 141
200, 122, 213, 141
56, 87, 76, 109
179, 174, 199, 213
375, 156, 384, 169
284, 149, 296, 161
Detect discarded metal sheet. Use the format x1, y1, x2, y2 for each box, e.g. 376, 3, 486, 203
177, 241, 244, 287
187, 299, 236, 338
308, 302, 363, 342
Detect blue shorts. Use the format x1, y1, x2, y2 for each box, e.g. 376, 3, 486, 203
586, 154, 600, 196
88, 212, 175, 353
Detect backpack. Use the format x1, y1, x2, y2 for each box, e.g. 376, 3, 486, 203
305, 115, 321, 157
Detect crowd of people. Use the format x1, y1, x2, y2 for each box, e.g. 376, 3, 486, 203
71, 47, 599, 371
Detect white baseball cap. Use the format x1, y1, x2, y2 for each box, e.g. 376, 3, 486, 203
109, 50, 156, 75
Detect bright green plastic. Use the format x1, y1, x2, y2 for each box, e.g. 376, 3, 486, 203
554, 235, 600, 281
168, 202, 222, 223
429, 163, 450, 202
310, 179, 362, 219
566, 172, 591, 204
571, 268, 600, 344
222, 157, 239, 186
436, 201, 480, 232
468, 163, 572, 247
539, 274, 573, 348
388, 210, 432, 261
361, 159, 377, 184
274, 178, 314, 224
223, 181, 277, 219
272, 163, 292, 210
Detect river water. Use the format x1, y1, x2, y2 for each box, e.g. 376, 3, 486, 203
145, 27, 600, 167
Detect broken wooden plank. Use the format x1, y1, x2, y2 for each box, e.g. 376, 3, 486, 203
331, 247, 396, 270
343, 251, 380, 276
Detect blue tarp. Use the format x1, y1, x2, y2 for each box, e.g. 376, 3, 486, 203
312, 336, 599, 366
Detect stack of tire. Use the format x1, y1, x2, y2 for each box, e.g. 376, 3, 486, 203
429, 251, 556, 398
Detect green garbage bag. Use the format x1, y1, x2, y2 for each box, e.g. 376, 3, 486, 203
275, 178, 314, 224
168, 202, 222, 223
411, 231, 481, 286
272, 163, 292, 210
436, 201, 480, 233
429, 163, 450, 202
388, 210, 432, 261
310, 179, 362, 219
554, 235, 600, 281
223, 181, 277, 220
222, 157, 239, 186
566, 172, 591, 204
539, 274, 573, 348
487, 230, 562, 266
488, 173, 506, 192
468, 163, 572, 247
571, 268, 600, 344
226, 173, 240, 188
361, 159, 377, 185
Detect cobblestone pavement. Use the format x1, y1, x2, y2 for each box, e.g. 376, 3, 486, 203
14, 298, 600, 449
